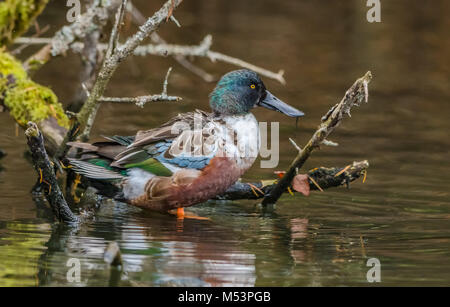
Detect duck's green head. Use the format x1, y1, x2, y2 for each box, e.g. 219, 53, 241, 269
209, 69, 304, 117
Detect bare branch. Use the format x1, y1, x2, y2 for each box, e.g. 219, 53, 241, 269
132, 36, 286, 84
98, 67, 181, 107
127, 1, 214, 82
71, 0, 184, 143
289, 138, 302, 152
207, 52, 286, 85
15, 33, 284, 84
261, 72, 373, 205
98, 94, 181, 106
162, 67, 172, 96
170, 15, 181, 27
51, 0, 120, 56
106, 0, 128, 59
322, 139, 339, 147
21, 0, 121, 72
11, 24, 49, 55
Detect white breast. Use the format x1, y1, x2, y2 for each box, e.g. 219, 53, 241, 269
221, 113, 260, 170
123, 168, 155, 199
165, 112, 260, 172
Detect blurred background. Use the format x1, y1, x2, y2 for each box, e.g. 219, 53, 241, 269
0, 0, 449, 286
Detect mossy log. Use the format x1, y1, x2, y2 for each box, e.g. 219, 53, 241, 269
0, 50, 69, 154
0, 0, 49, 46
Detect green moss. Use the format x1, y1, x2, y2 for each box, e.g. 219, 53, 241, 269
25, 58, 46, 71
0, 50, 27, 79
0, 50, 70, 128
0, 0, 49, 46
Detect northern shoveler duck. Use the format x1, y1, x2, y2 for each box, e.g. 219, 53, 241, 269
67, 69, 303, 214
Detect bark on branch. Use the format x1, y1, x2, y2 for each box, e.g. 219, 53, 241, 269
262, 71, 373, 205
25, 122, 78, 223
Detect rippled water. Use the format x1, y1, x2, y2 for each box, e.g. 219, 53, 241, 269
0, 1, 449, 286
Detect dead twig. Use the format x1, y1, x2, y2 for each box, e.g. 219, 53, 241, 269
261, 72, 372, 205
126, 1, 215, 82
98, 67, 181, 106
15, 34, 285, 84
132, 35, 286, 84
216, 160, 369, 200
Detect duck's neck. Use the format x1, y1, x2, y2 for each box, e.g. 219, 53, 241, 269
221, 112, 256, 125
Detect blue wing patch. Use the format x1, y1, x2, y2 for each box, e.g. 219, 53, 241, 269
149, 140, 214, 170
157, 154, 212, 170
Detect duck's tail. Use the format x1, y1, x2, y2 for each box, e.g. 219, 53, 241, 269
67, 158, 126, 181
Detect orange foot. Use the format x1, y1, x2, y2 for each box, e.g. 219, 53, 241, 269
168, 207, 210, 221
176, 207, 184, 219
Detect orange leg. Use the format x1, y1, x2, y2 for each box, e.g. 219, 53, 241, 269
71, 174, 82, 203
176, 207, 185, 219
247, 183, 264, 197
168, 207, 210, 221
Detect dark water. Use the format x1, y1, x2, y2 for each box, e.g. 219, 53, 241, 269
1, 1, 449, 286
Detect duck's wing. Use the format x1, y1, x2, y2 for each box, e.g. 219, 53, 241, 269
111, 109, 218, 173
130, 109, 212, 147
68, 110, 217, 177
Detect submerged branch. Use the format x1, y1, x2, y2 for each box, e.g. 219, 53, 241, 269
261, 71, 373, 206
217, 161, 369, 200
25, 122, 78, 223
104, 242, 123, 266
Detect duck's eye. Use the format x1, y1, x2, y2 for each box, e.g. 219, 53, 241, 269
250, 84, 256, 89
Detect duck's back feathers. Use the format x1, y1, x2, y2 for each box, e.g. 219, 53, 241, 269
67, 109, 216, 180
131, 109, 212, 147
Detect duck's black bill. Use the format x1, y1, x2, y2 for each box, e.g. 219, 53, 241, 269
259, 90, 304, 117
